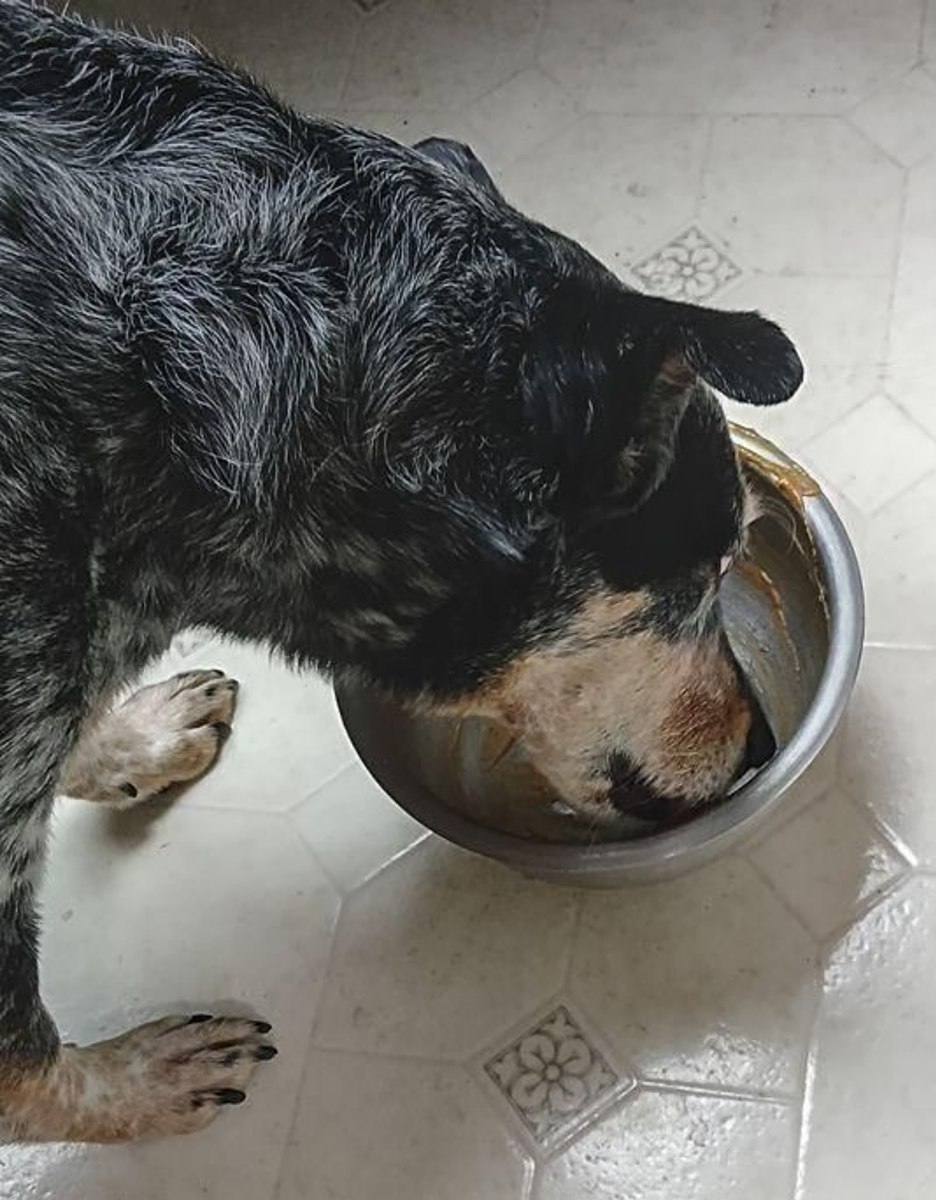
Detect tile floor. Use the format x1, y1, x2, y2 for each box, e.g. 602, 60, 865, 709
2, 1, 936, 1197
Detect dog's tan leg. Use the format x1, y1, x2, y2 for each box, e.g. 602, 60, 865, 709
2, 1014, 277, 1142
58, 670, 238, 806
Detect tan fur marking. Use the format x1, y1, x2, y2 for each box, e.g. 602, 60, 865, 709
1, 1016, 271, 1143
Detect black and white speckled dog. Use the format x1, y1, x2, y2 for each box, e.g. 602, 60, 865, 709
0, 0, 802, 1142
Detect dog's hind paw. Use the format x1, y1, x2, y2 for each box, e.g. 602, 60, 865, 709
4, 1014, 276, 1142
59, 670, 239, 805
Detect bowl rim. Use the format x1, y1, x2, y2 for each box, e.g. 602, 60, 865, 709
335, 442, 865, 878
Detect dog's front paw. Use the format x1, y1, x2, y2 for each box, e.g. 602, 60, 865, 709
6, 1014, 276, 1142
60, 670, 239, 805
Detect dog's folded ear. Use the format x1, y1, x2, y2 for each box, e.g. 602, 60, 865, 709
666, 299, 803, 407
413, 137, 504, 202
519, 282, 803, 511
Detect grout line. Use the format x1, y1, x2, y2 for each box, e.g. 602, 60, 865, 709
638, 1078, 793, 1107
919, 0, 931, 60
792, 1012, 821, 1200
692, 114, 717, 220
335, 6, 366, 109
816, 870, 915, 958
881, 163, 912, 371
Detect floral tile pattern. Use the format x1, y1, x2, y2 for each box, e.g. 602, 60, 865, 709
483, 1006, 626, 1146
631, 226, 742, 302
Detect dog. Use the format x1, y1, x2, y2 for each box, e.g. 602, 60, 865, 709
0, 1, 801, 1143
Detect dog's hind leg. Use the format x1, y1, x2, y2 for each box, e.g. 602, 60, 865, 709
58, 669, 239, 806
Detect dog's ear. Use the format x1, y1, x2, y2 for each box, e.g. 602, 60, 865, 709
665, 299, 803, 407
413, 137, 504, 202
519, 283, 803, 510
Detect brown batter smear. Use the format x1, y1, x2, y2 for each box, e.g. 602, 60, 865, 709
734, 557, 802, 675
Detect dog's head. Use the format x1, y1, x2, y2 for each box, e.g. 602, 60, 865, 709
415, 139, 801, 823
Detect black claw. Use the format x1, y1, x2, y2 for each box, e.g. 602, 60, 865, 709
213, 1088, 246, 1106
188, 1013, 213, 1024
252, 1020, 272, 1034
223, 1050, 240, 1067
254, 1044, 278, 1061
119, 781, 138, 798
205, 685, 217, 698
213, 722, 232, 743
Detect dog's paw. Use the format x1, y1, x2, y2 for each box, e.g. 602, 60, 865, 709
61, 670, 239, 805
7, 1015, 276, 1142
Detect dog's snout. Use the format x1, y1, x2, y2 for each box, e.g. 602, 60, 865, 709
741, 688, 775, 775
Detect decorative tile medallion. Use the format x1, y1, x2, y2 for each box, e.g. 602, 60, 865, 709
484, 1006, 624, 1145
631, 225, 741, 302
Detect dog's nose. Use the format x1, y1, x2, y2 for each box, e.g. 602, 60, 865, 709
742, 689, 776, 774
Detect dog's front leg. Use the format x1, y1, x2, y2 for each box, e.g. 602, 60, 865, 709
1, 696, 273, 1143
59, 669, 239, 806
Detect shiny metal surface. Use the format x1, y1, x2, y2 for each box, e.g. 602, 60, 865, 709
335, 431, 864, 886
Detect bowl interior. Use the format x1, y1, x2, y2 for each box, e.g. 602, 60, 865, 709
335, 447, 832, 852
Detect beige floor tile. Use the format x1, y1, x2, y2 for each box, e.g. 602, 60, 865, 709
700, 118, 903, 277
568, 859, 820, 1094
292, 761, 427, 893
799, 876, 936, 1200
840, 647, 936, 865
503, 114, 708, 273
749, 786, 909, 941
278, 1051, 529, 1200
313, 839, 578, 1059
537, 1089, 797, 1200
0, 801, 339, 1200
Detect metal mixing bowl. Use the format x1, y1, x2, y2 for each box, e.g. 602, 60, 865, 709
335, 426, 864, 886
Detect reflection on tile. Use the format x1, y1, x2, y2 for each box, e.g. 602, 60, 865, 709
840, 648, 936, 865
864, 470, 936, 646
278, 1051, 529, 1200
504, 114, 708, 271
569, 859, 819, 1094
631, 226, 741, 303
483, 1005, 627, 1147
292, 761, 427, 893
538, 1089, 797, 1200
313, 840, 578, 1059
700, 117, 902, 276
802, 395, 936, 516
800, 877, 936, 1200
750, 787, 908, 941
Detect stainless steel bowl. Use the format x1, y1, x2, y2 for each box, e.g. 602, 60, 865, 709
335, 426, 864, 886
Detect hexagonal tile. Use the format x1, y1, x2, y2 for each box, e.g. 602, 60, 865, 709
205, 0, 362, 111
715, 273, 889, 452
749, 786, 909, 942
3, 800, 340, 1200
631, 226, 741, 303
343, 0, 541, 110
538, 1089, 797, 1200
503, 114, 708, 271
536, 0, 633, 102
312, 839, 578, 1059
801, 395, 936, 516
277, 1052, 530, 1200
840, 647, 936, 866
887, 156, 936, 443
799, 876, 936, 1200
467, 66, 579, 171
291, 760, 428, 893
850, 66, 936, 167
136, 638, 355, 812
699, 117, 903, 276
568, 858, 820, 1094
480, 1003, 631, 1151
582, 0, 922, 116
863, 469, 936, 646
